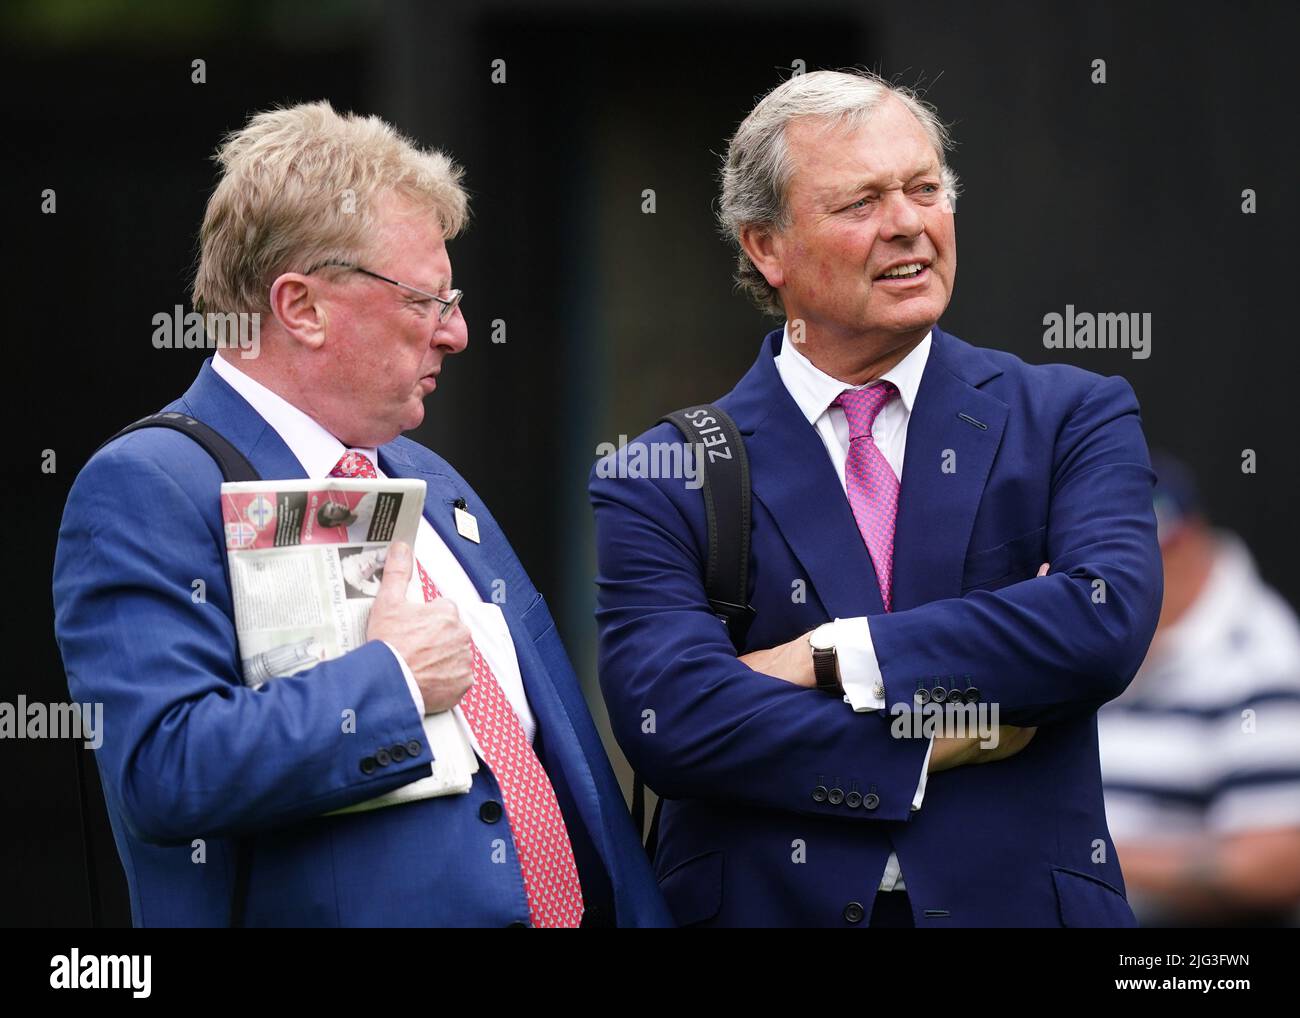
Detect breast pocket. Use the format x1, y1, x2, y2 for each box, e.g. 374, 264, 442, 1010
519, 591, 556, 643
961, 525, 1046, 593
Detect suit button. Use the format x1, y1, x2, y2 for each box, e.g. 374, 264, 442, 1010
812, 785, 829, 803
828, 787, 845, 805
845, 791, 862, 808
507, 920, 530, 928
406, 739, 423, 757
914, 688, 930, 705
931, 686, 947, 704
863, 793, 880, 810
843, 901, 865, 924
374, 748, 391, 767
480, 800, 504, 823
965, 686, 980, 703
359, 756, 377, 776
391, 743, 407, 762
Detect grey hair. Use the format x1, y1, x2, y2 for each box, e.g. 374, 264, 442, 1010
718, 69, 960, 316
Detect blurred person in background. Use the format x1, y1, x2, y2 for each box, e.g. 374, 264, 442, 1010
1100, 453, 1300, 926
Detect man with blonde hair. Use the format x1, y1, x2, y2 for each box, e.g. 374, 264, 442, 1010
54, 102, 669, 928
591, 70, 1162, 927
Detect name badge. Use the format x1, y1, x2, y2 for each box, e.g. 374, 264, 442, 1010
454, 506, 480, 544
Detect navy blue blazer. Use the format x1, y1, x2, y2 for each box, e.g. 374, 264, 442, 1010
590, 326, 1162, 927
54, 359, 671, 928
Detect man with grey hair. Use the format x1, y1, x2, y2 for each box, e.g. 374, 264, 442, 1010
591, 70, 1162, 927
54, 101, 670, 927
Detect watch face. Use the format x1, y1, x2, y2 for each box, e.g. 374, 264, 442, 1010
809, 626, 834, 652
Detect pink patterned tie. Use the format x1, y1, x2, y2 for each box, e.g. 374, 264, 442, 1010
329, 451, 584, 928
833, 384, 900, 611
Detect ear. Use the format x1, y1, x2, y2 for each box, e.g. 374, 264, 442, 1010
739, 224, 786, 291
268, 273, 328, 350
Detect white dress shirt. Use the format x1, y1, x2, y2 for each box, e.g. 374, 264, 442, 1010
212, 353, 536, 751
773, 325, 934, 892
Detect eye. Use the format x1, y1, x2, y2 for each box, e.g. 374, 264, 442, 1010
844, 195, 873, 212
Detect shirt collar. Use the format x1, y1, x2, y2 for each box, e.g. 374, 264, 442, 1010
774, 322, 932, 426
211, 353, 379, 478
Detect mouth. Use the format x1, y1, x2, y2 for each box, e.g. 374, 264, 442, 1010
874, 260, 931, 284
419, 371, 439, 391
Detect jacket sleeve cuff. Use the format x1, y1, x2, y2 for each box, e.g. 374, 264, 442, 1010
912, 736, 933, 811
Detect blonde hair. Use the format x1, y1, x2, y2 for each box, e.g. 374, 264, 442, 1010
192, 101, 469, 318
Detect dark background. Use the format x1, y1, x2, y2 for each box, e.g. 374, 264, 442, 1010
5, 0, 1297, 926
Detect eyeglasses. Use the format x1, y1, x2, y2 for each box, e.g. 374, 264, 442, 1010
306, 260, 463, 323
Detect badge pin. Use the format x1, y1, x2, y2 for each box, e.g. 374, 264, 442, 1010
453, 500, 480, 543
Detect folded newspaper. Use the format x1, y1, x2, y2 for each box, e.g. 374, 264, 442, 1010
220, 478, 478, 814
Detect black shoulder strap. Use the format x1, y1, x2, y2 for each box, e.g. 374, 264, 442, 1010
633, 405, 755, 857
658, 405, 756, 644
102, 411, 261, 482
79, 411, 257, 927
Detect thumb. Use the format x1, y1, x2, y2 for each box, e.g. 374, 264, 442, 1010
375, 541, 414, 605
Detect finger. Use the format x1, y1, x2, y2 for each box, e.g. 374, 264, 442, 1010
1036, 562, 1050, 577
374, 541, 414, 606
428, 598, 461, 621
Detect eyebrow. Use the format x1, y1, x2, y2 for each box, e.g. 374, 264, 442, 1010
826, 165, 942, 202
402, 272, 452, 296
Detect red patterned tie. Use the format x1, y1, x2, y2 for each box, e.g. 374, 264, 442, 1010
833, 384, 900, 611
330, 451, 585, 927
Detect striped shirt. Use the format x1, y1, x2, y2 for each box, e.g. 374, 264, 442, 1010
1099, 534, 1300, 844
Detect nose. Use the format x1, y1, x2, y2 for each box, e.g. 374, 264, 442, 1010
433, 306, 468, 355
878, 189, 924, 241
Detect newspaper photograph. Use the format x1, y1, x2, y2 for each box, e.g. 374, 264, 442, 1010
220, 477, 477, 811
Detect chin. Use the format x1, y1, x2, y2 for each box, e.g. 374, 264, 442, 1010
881, 301, 945, 335
398, 406, 426, 436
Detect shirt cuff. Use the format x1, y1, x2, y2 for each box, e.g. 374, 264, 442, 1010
834, 616, 888, 712
382, 640, 426, 717
912, 736, 933, 811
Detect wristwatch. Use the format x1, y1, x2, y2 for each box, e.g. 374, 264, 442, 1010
809, 623, 843, 695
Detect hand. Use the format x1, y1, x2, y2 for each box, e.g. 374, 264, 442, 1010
931, 566, 1047, 770
366, 542, 474, 713
739, 632, 816, 688
928, 726, 1037, 773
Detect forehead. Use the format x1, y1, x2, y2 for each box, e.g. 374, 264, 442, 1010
369, 192, 451, 283
784, 96, 939, 197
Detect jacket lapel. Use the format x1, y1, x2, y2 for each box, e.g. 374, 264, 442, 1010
890, 328, 1008, 610
375, 444, 503, 600
727, 332, 886, 619
379, 441, 620, 871
173, 358, 310, 481
726, 328, 1010, 621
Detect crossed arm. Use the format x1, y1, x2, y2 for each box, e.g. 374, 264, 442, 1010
591, 375, 1162, 813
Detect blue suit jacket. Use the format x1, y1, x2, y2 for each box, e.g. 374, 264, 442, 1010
589, 326, 1163, 927
54, 360, 671, 928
